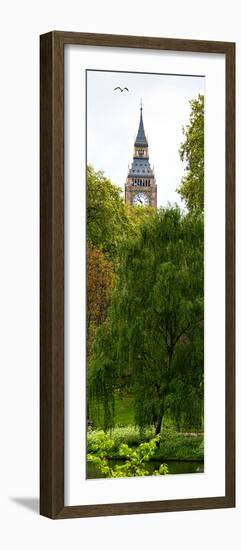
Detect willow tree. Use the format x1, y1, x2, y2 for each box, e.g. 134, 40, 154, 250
87, 246, 114, 360
177, 94, 204, 214
89, 207, 204, 434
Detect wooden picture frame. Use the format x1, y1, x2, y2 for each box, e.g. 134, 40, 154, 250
40, 31, 235, 519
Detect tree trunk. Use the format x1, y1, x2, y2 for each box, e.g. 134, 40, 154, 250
175, 418, 181, 432
155, 410, 164, 436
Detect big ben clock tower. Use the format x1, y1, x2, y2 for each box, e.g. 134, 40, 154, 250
125, 103, 157, 207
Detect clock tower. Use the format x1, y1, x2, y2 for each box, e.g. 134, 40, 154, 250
125, 103, 157, 207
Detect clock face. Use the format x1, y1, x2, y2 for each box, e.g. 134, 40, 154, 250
133, 192, 150, 206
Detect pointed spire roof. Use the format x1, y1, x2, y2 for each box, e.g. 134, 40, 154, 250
135, 102, 148, 147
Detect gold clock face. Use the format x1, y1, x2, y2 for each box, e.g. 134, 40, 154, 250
133, 192, 150, 206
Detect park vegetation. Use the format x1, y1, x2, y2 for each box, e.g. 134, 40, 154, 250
86, 94, 204, 478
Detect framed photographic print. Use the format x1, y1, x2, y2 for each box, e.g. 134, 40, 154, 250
40, 31, 235, 519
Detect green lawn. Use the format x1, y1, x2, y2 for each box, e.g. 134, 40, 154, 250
114, 396, 135, 426
90, 395, 135, 429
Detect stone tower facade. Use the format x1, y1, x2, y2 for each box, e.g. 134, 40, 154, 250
125, 104, 157, 207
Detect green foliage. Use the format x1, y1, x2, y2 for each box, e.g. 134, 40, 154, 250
177, 94, 204, 213
87, 165, 155, 262
88, 320, 116, 430
87, 165, 131, 260
87, 430, 116, 456
88, 426, 155, 453
87, 432, 168, 478
87, 246, 114, 359
87, 106, 205, 445
168, 326, 204, 432
87, 427, 204, 464
155, 429, 204, 461
126, 202, 156, 227
89, 207, 204, 434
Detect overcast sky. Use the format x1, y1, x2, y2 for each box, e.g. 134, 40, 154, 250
87, 70, 204, 208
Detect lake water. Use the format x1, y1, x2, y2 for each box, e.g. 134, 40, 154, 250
87, 459, 204, 479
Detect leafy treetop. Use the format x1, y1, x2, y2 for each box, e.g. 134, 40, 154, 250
177, 94, 204, 214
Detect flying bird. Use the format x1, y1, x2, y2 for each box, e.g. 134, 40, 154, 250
114, 86, 129, 92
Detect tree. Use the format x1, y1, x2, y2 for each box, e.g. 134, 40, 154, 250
86, 165, 155, 362
87, 246, 114, 359
168, 325, 204, 432
89, 207, 204, 434
177, 94, 204, 213
87, 165, 155, 262
87, 165, 131, 261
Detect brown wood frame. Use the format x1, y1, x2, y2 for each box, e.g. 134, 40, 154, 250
40, 31, 235, 519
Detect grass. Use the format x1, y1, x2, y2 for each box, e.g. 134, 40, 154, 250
114, 396, 135, 426
87, 426, 204, 462
90, 395, 135, 428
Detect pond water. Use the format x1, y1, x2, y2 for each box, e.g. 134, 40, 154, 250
87, 459, 204, 479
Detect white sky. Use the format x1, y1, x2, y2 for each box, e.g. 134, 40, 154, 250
87, 70, 204, 208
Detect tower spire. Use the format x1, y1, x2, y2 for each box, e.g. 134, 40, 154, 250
135, 101, 148, 147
